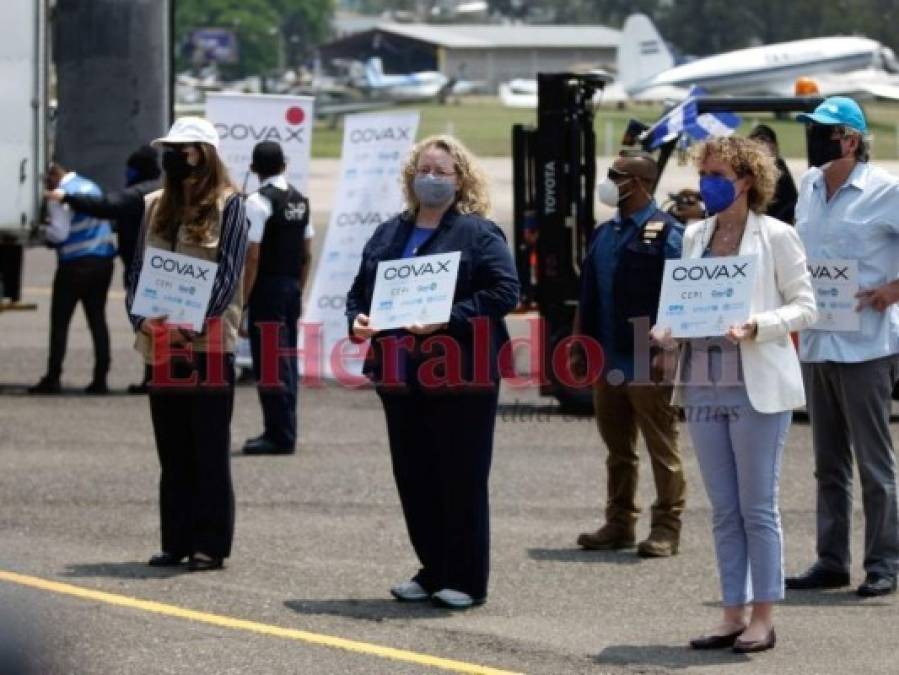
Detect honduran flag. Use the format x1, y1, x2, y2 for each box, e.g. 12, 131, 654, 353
644, 87, 741, 150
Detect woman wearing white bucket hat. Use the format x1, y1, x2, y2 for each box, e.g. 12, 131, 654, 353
126, 116, 249, 572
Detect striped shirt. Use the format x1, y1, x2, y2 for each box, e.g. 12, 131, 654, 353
126, 193, 249, 331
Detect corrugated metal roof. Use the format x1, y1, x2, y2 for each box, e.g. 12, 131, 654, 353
375, 23, 621, 49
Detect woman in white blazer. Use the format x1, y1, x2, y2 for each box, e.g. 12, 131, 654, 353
653, 136, 817, 653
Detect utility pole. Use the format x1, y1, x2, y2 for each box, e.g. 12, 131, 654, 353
52, 0, 171, 191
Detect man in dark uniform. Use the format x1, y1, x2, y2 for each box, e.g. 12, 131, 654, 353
241, 141, 312, 455
571, 151, 687, 558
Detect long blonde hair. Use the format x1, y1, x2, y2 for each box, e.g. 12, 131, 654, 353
153, 143, 236, 243
401, 135, 490, 217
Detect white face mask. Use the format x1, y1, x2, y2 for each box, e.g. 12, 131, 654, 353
596, 177, 633, 207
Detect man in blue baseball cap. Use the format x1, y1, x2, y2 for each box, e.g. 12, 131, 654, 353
787, 96, 899, 598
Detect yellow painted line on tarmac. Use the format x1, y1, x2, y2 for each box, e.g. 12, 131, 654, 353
0, 569, 522, 675
24, 286, 126, 300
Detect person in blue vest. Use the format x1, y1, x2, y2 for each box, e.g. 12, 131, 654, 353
30, 162, 116, 394
241, 141, 313, 455
571, 150, 687, 558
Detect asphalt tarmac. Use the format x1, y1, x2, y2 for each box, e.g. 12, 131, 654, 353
1, 158, 897, 674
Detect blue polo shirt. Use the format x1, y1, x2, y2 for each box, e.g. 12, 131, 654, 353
587, 201, 683, 380
796, 162, 899, 363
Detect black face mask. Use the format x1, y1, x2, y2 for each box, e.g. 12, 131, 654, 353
807, 125, 844, 168
161, 148, 194, 181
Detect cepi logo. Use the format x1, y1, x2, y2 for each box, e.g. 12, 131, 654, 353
215, 106, 308, 144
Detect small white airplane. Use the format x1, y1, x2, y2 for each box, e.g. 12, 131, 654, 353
622, 13, 899, 101
357, 57, 449, 101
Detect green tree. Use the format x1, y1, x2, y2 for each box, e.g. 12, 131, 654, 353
176, 0, 335, 77
270, 0, 336, 67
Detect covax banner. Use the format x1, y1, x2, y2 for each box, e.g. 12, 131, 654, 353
302, 110, 421, 378
657, 254, 758, 338
205, 92, 315, 193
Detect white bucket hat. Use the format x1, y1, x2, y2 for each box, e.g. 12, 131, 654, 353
152, 116, 220, 149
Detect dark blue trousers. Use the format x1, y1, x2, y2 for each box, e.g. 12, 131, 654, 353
248, 276, 301, 449
378, 385, 499, 600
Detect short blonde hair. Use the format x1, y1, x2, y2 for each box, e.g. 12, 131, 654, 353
401, 135, 490, 217
692, 136, 780, 213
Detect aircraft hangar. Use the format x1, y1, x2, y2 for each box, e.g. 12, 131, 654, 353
319, 23, 621, 90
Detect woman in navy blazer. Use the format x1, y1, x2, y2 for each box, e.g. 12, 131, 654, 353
346, 135, 519, 609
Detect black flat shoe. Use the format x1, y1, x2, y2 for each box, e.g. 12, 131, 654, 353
148, 552, 186, 567
242, 437, 294, 455
689, 628, 745, 650
857, 574, 897, 597
733, 628, 776, 654
28, 377, 61, 395
785, 565, 850, 590
188, 553, 224, 572
84, 380, 109, 395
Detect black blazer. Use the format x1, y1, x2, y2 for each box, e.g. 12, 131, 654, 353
345, 209, 520, 387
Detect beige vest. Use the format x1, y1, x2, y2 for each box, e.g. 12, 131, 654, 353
134, 189, 244, 364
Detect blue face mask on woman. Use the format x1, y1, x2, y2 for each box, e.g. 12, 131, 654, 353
699, 175, 738, 216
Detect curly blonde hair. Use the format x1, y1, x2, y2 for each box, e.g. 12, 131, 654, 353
401, 135, 490, 217
692, 136, 780, 213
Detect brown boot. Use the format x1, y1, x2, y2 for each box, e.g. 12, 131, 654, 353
636, 530, 679, 558
577, 523, 636, 550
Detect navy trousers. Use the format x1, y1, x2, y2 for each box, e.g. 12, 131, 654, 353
148, 353, 236, 559
248, 276, 301, 449
378, 385, 499, 600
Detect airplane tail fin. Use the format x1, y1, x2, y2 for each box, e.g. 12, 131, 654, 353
364, 57, 385, 86
617, 14, 674, 93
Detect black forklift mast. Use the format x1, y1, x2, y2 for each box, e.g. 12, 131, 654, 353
512, 72, 609, 407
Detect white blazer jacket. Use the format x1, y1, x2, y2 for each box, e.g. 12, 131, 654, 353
674, 211, 818, 413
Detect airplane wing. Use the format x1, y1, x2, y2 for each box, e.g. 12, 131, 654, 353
854, 83, 899, 101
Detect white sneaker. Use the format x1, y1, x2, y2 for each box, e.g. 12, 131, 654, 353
390, 580, 429, 602
431, 588, 481, 609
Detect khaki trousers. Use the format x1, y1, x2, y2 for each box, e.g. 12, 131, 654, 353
593, 380, 685, 538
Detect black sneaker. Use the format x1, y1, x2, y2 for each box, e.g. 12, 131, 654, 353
28, 376, 61, 395
857, 574, 897, 597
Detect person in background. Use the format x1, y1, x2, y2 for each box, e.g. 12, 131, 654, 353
787, 97, 899, 598
45, 145, 162, 394
241, 141, 313, 455
346, 135, 519, 609
30, 162, 116, 395
654, 136, 816, 653
748, 124, 798, 224
127, 117, 249, 572
0, 241, 24, 305
572, 151, 686, 559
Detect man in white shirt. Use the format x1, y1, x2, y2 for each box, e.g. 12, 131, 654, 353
241, 142, 313, 455
787, 97, 899, 597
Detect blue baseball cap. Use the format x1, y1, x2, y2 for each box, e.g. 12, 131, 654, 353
797, 96, 867, 134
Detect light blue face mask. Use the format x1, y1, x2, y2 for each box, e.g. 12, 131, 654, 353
413, 174, 456, 208
699, 175, 737, 216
